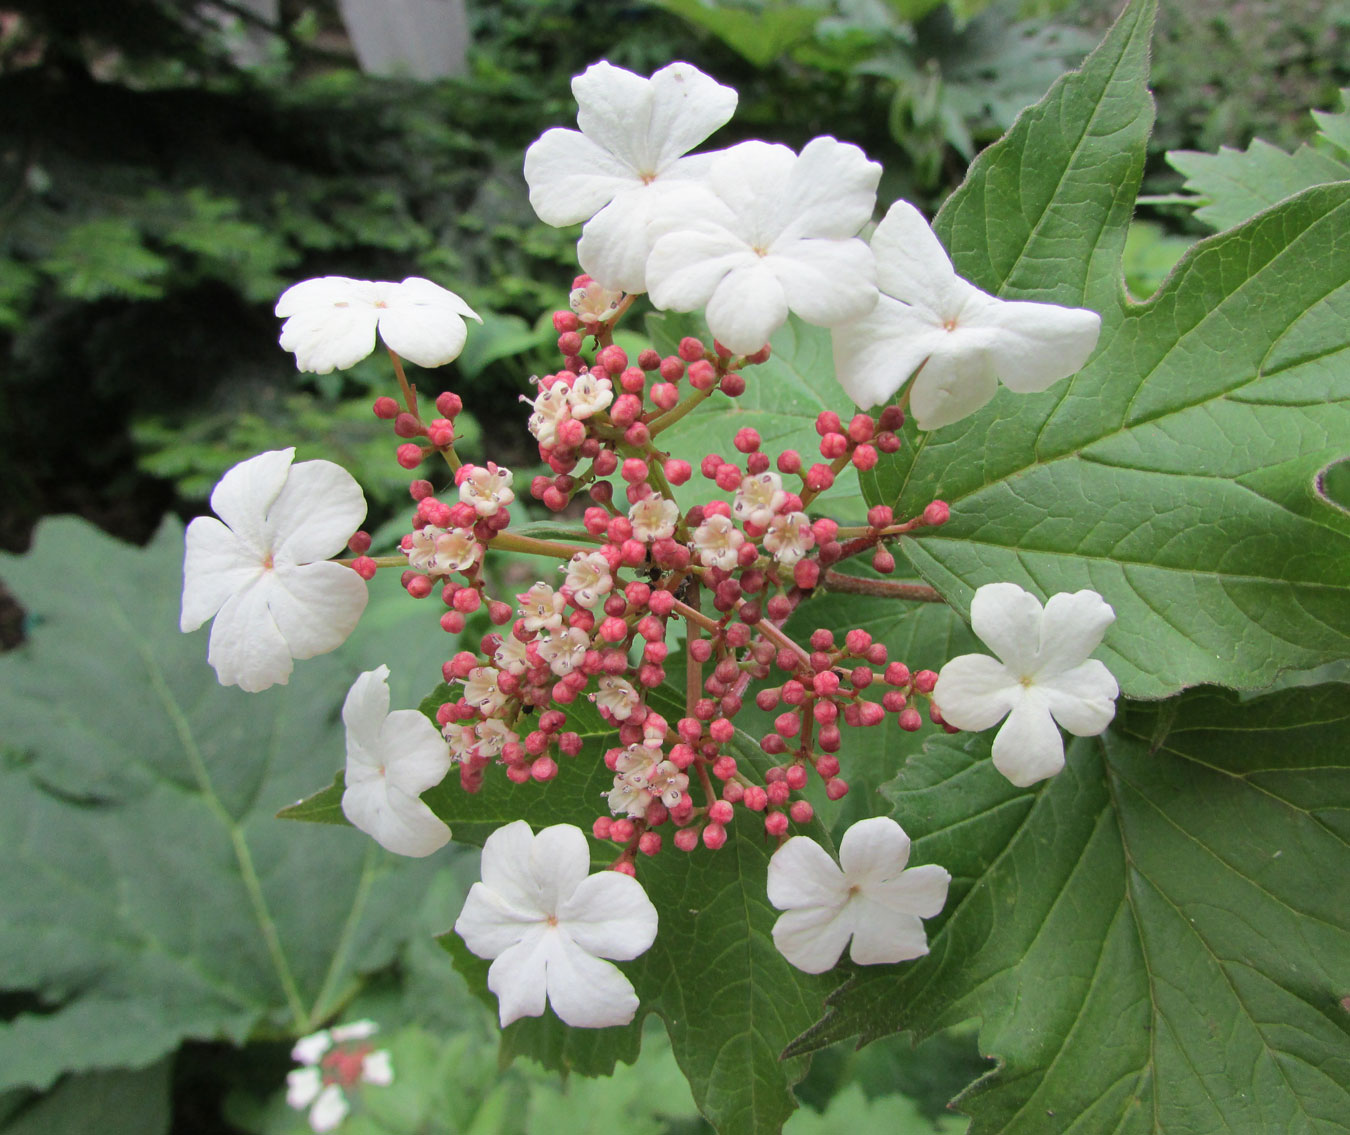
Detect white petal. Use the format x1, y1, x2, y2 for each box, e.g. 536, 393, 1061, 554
397, 276, 481, 321
557, 872, 658, 961
770, 238, 877, 329
455, 881, 547, 960
528, 824, 592, 914
487, 934, 551, 1026
379, 710, 452, 796
342, 666, 393, 758
377, 297, 470, 368
330, 1019, 378, 1042
341, 777, 450, 857
643, 61, 738, 171
704, 262, 789, 354
291, 1030, 331, 1065
771, 904, 855, 974
267, 560, 369, 660
208, 448, 294, 553
523, 127, 637, 225
572, 61, 664, 171
983, 298, 1101, 393
206, 576, 294, 692
869, 200, 970, 317
1035, 590, 1116, 676
847, 902, 932, 966
279, 302, 380, 374
275, 276, 364, 318
361, 1049, 393, 1086
907, 344, 1001, 432
578, 188, 660, 294
1041, 660, 1119, 737
773, 136, 881, 242
702, 141, 799, 237
268, 459, 366, 565
479, 820, 546, 916
180, 517, 262, 632
308, 1084, 350, 1133
869, 862, 951, 921
838, 816, 911, 886
932, 653, 1020, 732
286, 1067, 323, 1109
969, 582, 1044, 674
544, 933, 641, 1029
832, 298, 945, 410
766, 836, 848, 911
646, 223, 756, 312
991, 695, 1066, 787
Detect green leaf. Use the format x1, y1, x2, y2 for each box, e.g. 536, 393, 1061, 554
1166, 89, 1350, 232
422, 696, 834, 1134
788, 683, 1350, 1132
0, 518, 438, 1090
863, 0, 1350, 698
0, 1060, 171, 1135
652, 0, 824, 68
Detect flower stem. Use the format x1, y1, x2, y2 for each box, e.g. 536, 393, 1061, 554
648, 386, 714, 435
821, 570, 942, 602
387, 348, 419, 416
488, 530, 592, 559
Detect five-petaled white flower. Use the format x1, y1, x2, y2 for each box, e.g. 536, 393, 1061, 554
933, 582, 1119, 787
524, 61, 738, 294
767, 816, 950, 974
286, 1019, 392, 1134
832, 200, 1102, 429
276, 276, 481, 374
181, 448, 368, 692
646, 137, 881, 354
454, 821, 658, 1028
341, 666, 453, 857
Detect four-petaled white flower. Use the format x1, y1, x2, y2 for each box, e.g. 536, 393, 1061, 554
570, 278, 624, 323
563, 550, 614, 609
518, 582, 566, 633
524, 384, 572, 448
832, 200, 1102, 429
767, 817, 950, 974
646, 137, 881, 354
286, 1019, 392, 1134
733, 471, 786, 529
403, 525, 481, 576
341, 666, 453, 857
538, 626, 590, 676
525, 61, 738, 294
566, 372, 614, 419
763, 511, 814, 566
276, 276, 481, 374
181, 448, 368, 693
462, 666, 508, 716
691, 513, 745, 570
454, 820, 659, 1028
629, 496, 679, 542
459, 463, 515, 517
594, 674, 640, 720
933, 582, 1119, 787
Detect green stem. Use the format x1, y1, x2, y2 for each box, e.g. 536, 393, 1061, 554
489, 530, 592, 559
648, 385, 713, 435
309, 842, 380, 1022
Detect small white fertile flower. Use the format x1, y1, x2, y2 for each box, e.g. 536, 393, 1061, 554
566, 371, 614, 419
454, 821, 658, 1028
629, 496, 679, 542
646, 137, 881, 354
563, 550, 614, 609
692, 513, 745, 570
518, 582, 566, 633
732, 471, 786, 529
763, 511, 814, 566
607, 776, 652, 819
341, 666, 452, 858
595, 674, 640, 720
286, 1020, 392, 1134
538, 625, 590, 677
181, 448, 368, 693
525, 61, 738, 293
494, 633, 530, 676
403, 525, 482, 576
934, 582, 1119, 787
570, 278, 624, 323
525, 383, 572, 447
767, 816, 950, 974
833, 200, 1102, 429
462, 666, 508, 716
276, 276, 481, 374
459, 463, 515, 517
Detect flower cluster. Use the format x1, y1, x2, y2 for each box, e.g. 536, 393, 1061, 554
286, 1020, 392, 1133
179, 57, 1124, 1037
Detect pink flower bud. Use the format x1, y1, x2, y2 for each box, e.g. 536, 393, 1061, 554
638, 832, 662, 856
373, 396, 399, 420
789, 799, 814, 824
913, 669, 938, 694
610, 394, 642, 426
712, 754, 737, 779
764, 811, 789, 837
734, 427, 761, 453
851, 445, 878, 471
396, 443, 425, 469
637, 348, 661, 371
553, 310, 580, 333
664, 458, 692, 485
619, 366, 646, 394
923, 499, 950, 526
708, 800, 734, 825
678, 336, 705, 362
720, 372, 746, 397
531, 756, 558, 782
558, 330, 583, 355
819, 431, 848, 459
793, 560, 820, 589
405, 574, 432, 599
651, 382, 679, 410
659, 355, 686, 381
674, 827, 699, 852
702, 822, 727, 850
872, 547, 896, 574
597, 345, 627, 373
351, 555, 377, 580
742, 786, 768, 812
785, 764, 808, 790
898, 707, 922, 732
804, 463, 835, 493
611, 819, 635, 843
825, 777, 849, 800
687, 360, 716, 390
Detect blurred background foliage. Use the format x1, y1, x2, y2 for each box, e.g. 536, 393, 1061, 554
0, 0, 1346, 1131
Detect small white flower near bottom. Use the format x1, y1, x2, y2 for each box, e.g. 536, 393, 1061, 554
454, 820, 658, 1028
286, 1019, 392, 1134
933, 582, 1119, 787
767, 817, 950, 974
341, 666, 453, 857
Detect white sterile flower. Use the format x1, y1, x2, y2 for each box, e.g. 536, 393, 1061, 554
404, 525, 482, 576
732, 471, 786, 529
287, 1021, 392, 1134
525, 383, 572, 447
595, 674, 640, 720
563, 550, 614, 609
341, 666, 452, 858
832, 200, 1102, 429
538, 626, 590, 677
629, 496, 679, 542
276, 276, 481, 374
763, 511, 814, 566
570, 279, 624, 322
181, 448, 368, 693
933, 582, 1119, 788
525, 61, 738, 294
566, 371, 614, 419
519, 582, 566, 633
646, 137, 881, 354
459, 463, 515, 517
454, 820, 659, 1028
767, 816, 950, 974
692, 513, 744, 570
462, 666, 508, 716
